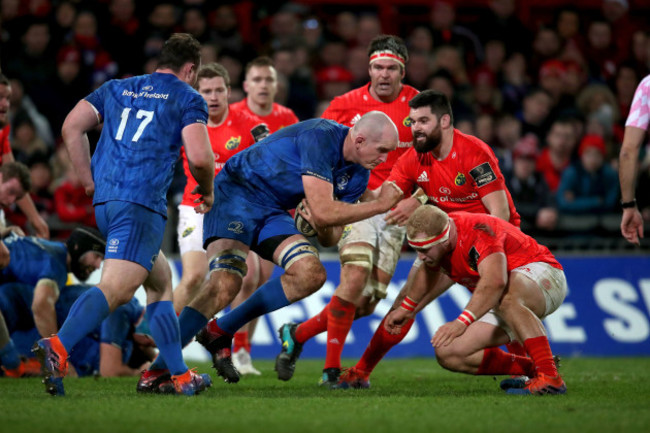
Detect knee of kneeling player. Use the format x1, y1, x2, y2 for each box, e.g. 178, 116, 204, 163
435, 345, 465, 371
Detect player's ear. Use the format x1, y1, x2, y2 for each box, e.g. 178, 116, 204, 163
440, 114, 451, 129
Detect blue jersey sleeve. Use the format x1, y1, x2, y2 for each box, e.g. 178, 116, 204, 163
85, 83, 107, 119
180, 92, 208, 129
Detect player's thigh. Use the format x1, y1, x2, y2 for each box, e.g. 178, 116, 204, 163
443, 320, 511, 357
508, 263, 568, 318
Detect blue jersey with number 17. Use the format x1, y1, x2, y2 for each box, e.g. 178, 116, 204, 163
85, 72, 208, 216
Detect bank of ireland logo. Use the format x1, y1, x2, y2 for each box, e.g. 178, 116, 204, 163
228, 221, 244, 234
108, 238, 119, 253
403, 116, 412, 127
455, 172, 466, 186
439, 186, 451, 195
142, 85, 153, 91
226, 136, 241, 150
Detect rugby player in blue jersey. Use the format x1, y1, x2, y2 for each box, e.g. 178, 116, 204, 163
138, 111, 404, 387
33, 33, 215, 397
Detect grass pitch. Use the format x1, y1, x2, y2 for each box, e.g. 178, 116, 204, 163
2, 357, 649, 433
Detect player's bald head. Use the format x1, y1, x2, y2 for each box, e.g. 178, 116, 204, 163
353, 111, 398, 146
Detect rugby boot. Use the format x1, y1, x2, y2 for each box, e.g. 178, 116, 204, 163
506, 372, 567, 395
196, 326, 240, 383
233, 348, 261, 376
32, 336, 68, 396
500, 355, 562, 390
335, 367, 371, 389
274, 323, 303, 381
171, 368, 213, 396
136, 369, 174, 394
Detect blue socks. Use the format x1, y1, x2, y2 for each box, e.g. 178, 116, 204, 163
58, 286, 110, 353
150, 306, 207, 371
0, 340, 20, 370
218, 277, 289, 335
146, 301, 188, 376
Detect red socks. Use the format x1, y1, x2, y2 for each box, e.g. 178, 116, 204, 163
233, 331, 250, 353
476, 347, 534, 376
295, 303, 329, 344
323, 296, 356, 370
355, 314, 415, 374
505, 340, 527, 357
524, 336, 558, 377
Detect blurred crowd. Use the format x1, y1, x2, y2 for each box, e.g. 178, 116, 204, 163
1, 0, 649, 249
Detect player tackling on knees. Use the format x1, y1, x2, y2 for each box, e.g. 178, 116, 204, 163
385, 205, 567, 395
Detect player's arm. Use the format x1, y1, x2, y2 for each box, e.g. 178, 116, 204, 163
31, 278, 60, 337
99, 343, 146, 377
619, 125, 645, 245
432, 252, 507, 348
182, 123, 215, 213
386, 187, 427, 226
302, 175, 402, 227
385, 264, 453, 334
61, 100, 100, 197
481, 190, 510, 222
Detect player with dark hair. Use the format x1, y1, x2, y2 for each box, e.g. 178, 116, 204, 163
138, 111, 403, 387
33, 33, 215, 397
275, 35, 422, 386
0, 228, 104, 377
385, 205, 567, 395
336, 89, 521, 389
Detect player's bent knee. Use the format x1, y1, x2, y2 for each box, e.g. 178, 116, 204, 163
278, 240, 319, 272
208, 249, 248, 279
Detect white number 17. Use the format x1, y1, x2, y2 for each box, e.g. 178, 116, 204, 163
115, 108, 154, 142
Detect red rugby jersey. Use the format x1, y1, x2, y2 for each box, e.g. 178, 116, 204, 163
230, 100, 298, 133
322, 83, 419, 189
436, 211, 562, 290
180, 108, 265, 207
389, 129, 520, 227
0, 125, 11, 164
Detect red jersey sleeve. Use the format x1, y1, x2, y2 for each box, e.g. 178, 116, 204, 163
387, 148, 417, 197
0, 125, 11, 163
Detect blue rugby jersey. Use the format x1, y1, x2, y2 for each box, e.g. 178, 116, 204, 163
85, 72, 208, 216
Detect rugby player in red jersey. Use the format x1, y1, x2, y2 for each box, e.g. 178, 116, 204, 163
275, 35, 423, 386
384, 205, 567, 395
338, 89, 524, 389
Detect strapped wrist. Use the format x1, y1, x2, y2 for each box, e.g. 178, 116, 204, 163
400, 296, 419, 312
456, 309, 477, 327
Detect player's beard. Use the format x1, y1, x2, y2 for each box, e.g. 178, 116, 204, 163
413, 125, 442, 153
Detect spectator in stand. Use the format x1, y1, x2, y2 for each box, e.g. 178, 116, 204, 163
537, 117, 577, 193
331, 11, 358, 48
614, 63, 641, 124
67, 10, 118, 89
355, 14, 382, 49
557, 134, 619, 215
272, 45, 317, 120
471, 67, 501, 116
4, 18, 56, 95
181, 6, 210, 44
475, 0, 531, 55
500, 51, 530, 114
584, 18, 619, 83
264, 7, 304, 54
427, 0, 483, 70
144, 3, 179, 41
10, 113, 49, 165
208, 4, 256, 64
628, 30, 650, 79
49, 1, 77, 47
346, 46, 370, 88
100, 0, 145, 77
31, 46, 88, 143
7, 78, 54, 149
53, 163, 96, 230
601, 0, 643, 64
318, 37, 349, 69
517, 87, 553, 141
404, 52, 432, 91
315, 66, 353, 102
505, 134, 558, 234
529, 27, 562, 80
26, 153, 54, 227
406, 26, 434, 55
493, 113, 523, 175
554, 6, 585, 55
481, 39, 506, 77
427, 69, 474, 123
432, 45, 470, 92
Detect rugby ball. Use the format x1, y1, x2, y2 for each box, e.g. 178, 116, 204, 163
294, 202, 317, 237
